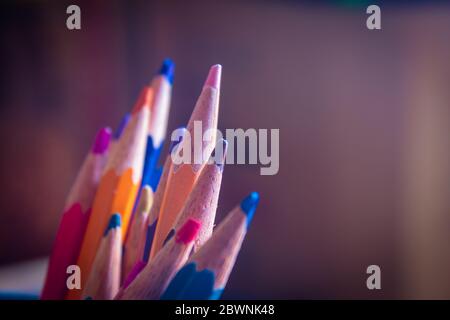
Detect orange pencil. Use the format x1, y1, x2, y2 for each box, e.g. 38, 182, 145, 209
82, 214, 122, 300
149, 64, 222, 260
41, 127, 111, 300
67, 87, 151, 299
117, 218, 200, 300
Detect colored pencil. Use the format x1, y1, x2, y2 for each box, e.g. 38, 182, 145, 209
41, 127, 112, 300
161, 192, 259, 300
67, 87, 151, 299
164, 139, 227, 251
123, 59, 173, 272
141, 59, 174, 191
149, 64, 222, 260
123, 185, 153, 279
82, 214, 122, 300
140, 128, 187, 263
40, 62, 259, 301
120, 128, 187, 287
117, 218, 200, 300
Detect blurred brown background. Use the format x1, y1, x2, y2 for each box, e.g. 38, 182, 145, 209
0, 0, 449, 299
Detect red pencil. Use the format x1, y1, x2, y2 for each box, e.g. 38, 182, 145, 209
41, 127, 112, 299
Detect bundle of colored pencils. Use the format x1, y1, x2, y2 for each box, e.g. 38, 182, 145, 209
41, 60, 259, 300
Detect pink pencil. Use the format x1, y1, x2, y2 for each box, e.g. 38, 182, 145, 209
41, 127, 112, 300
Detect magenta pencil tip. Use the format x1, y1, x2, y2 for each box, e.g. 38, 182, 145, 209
204, 64, 222, 90
176, 218, 201, 244
123, 260, 146, 289
92, 127, 112, 154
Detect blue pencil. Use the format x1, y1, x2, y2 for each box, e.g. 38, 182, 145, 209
161, 192, 259, 300
141, 58, 174, 191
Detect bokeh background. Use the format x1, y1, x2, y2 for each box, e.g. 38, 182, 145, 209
1, 0, 449, 299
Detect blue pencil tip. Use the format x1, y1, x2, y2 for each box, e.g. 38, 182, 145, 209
114, 113, 130, 140
209, 288, 224, 300
158, 58, 175, 84
240, 192, 259, 227
104, 214, 121, 235
160, 263, 215, 300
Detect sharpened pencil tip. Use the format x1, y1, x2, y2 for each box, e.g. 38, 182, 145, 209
204, 64, 222, 90
158, 58, 175, 85
114, 113, 130, 140
140, 185, 153, 213
209, 288, 224, 300
176, 218, 201, 244
92, 127, 112, 154
240, 192, 259, 227
105, 214, 121, 235
161, 263, 215, 300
